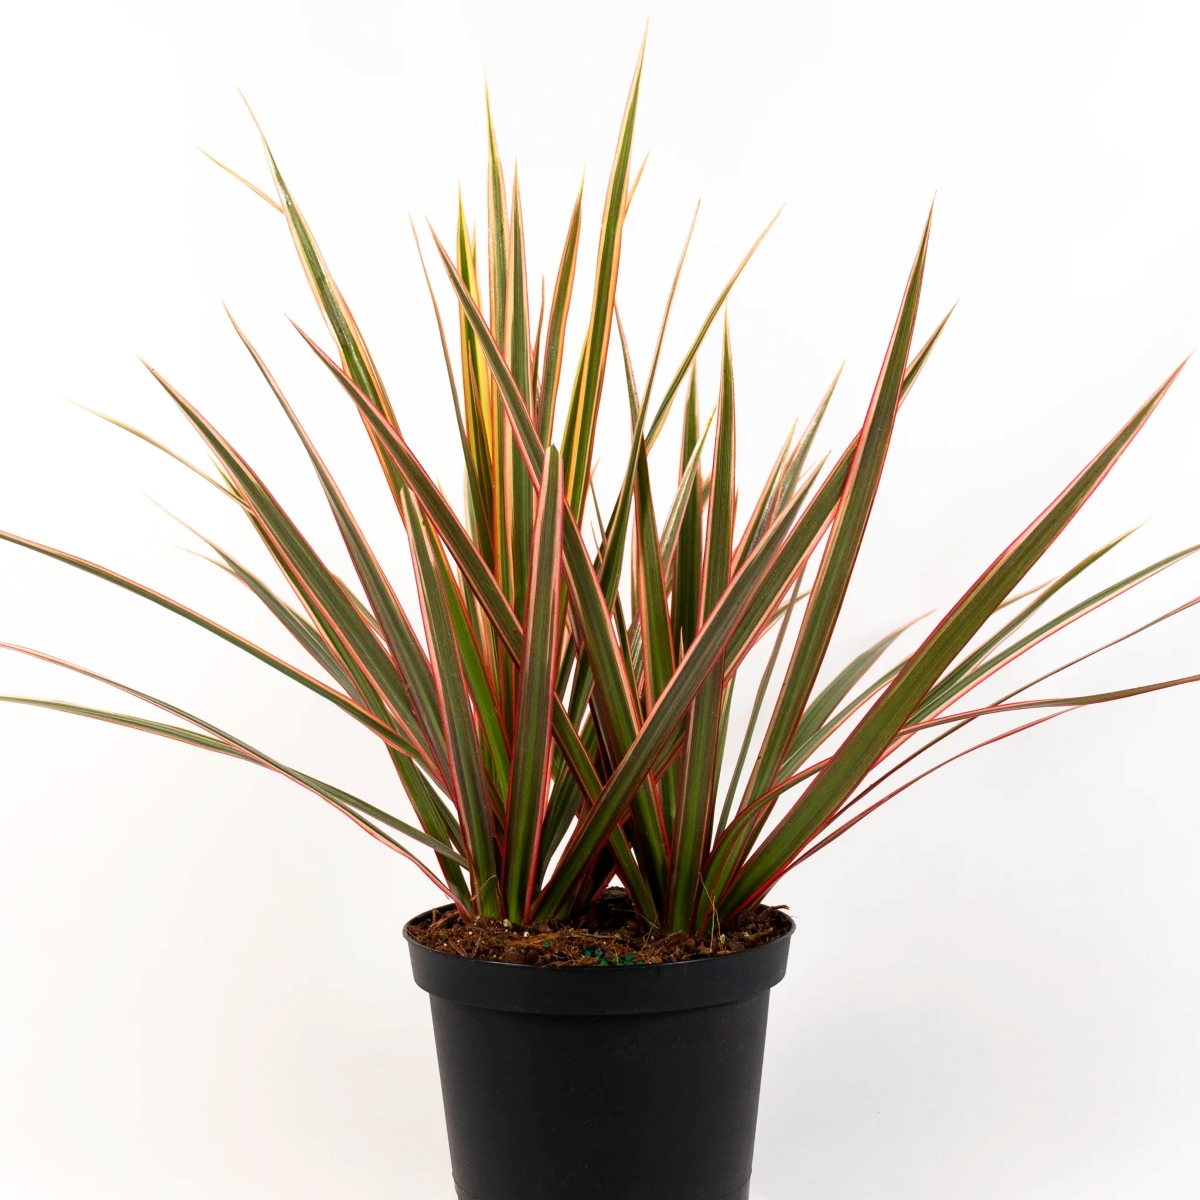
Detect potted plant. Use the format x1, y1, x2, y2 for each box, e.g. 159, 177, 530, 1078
2, 41, 1196, 1200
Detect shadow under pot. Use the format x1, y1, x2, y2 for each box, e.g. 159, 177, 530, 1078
405, 910, 794, 1200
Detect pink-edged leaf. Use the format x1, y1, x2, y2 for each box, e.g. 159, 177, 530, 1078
666, 318, 737, 931
502, 447, 564, 922
724, 359, 1188, 917
739, 211, 932, 814
400, 491, 503, 917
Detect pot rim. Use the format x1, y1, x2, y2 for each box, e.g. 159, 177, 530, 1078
404, 906, 794, 1016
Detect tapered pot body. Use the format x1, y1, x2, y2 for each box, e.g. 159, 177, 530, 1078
405, 912, 793, 1200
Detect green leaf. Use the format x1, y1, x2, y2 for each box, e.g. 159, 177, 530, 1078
724, 359, 1187, 916
502, 448, 564, 922
822, 588, 1200, 851
430, 279, 678, 887
254, 122, 394, 426
725, 298, 949, 673
197, 541, 362, 706
539, 298, 973, 920
500, 167, 536, 616
619, 320, 674, 710
484, 91, 509, 346
431, 539, 511, 798
666, 318, 737, 931
714, 569, 807, 841
408, 221, 491, 548
295, 324, 525, 658
0, 528, 418, 754
146, 364, 439, 777
0, 644, 464, 867
431, 231, 545, 482
642, 202, 700, 409
644, 211, 782, 449
69, 400, 233, 496
560, 500, 669, 898
781, 624, 917, 776
660, 406, 716, 576
535, 464, 818, 920
560, 37, 645, 517
505, 167, 533, 406
734, 366, 839, 570
705, 617, 919, 898
227, 312, 451, 777
538, 183, 583, 443
291, 326, 613, 850
902, 672, 1200, 732
738, 211, 932, 815
400, 492, 503, 917
454, 196, 498, 560
915, 542, 1200, 731
669, 368, 704, 655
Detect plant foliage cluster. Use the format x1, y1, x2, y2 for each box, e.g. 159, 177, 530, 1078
3, 46, 1197, 933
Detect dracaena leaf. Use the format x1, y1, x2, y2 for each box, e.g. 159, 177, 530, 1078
538, 183, 583, 443
734, 367, 840, 570
915, 537, 1198, 722
644, 211, 782, 449
662, 382, 713, 582
724, 360, 1187, 917
409, 220, 491, 546
432, 230, 545, 483
429, 284, 671, 889
295, 324, 525, 658
146, 365, 437, 772
560, 37, 645, 517
400, 491, 503, 917
484, 90, 509, 343
0, 529, 418, 754
714, 570, 807, 842
560, 506, 669, 897
724, 305, 951, 672
738, 212, 932, 815
535, 472, 818, 920
618, 320, 674, 711
288, 326, 614, 847
227, 312, 451, 776
253, 120, 397, 438
502, 448, 564, 921
641, 202, 700, 409
665, 319, 737, 931
0, 644, 465, 867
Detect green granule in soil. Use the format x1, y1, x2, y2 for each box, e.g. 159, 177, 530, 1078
405, 888, 790, 967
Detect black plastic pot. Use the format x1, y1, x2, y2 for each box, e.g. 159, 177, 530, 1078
405, 911, 793, 1200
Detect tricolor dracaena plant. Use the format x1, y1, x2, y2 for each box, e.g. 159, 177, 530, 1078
3, 48, 1198, 933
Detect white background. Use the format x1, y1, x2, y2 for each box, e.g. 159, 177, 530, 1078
1, 2, 1198, 1197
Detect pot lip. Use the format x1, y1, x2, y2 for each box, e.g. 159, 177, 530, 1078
402, 904, 794, 972
404, 905, 794, 1016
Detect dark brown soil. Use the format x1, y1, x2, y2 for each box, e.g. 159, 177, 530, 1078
405, 888, 790, 967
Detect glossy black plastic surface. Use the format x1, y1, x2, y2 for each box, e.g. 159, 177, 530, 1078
406, 911, 792, 1200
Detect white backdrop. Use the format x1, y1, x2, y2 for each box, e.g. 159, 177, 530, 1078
1, 2, 1198, 1197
